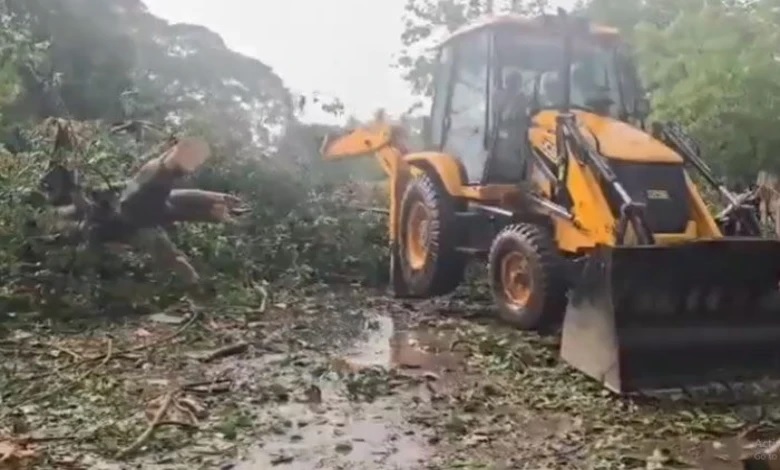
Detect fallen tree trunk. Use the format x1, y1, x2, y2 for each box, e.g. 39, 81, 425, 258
35, 120, 249, 284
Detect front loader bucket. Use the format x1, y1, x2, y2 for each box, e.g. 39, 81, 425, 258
561, 239, 780, 395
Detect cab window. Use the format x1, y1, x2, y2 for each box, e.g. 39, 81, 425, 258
495, 31, 623, 118
443, 32, 490, 184
429, 45, 454, 149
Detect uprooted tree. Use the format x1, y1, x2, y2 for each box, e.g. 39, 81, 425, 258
30, 119, 249, 285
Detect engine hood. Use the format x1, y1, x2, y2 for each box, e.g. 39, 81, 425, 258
530, 110, 683, 164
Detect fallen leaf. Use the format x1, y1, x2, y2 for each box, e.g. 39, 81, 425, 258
11, 331, 32, 341
134, 328, 153, 338
270, 453, 293, 465
144, 391, 206, 426
0, 438, 38, 467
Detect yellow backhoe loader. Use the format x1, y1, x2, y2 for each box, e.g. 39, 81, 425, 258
320, 10, 780, 396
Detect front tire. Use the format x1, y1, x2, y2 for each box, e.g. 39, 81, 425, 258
488, 223, 568, 330
397, 171, 465, 297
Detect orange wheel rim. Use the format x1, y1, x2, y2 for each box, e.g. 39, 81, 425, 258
501, 252, 532, 307
406, 201, 430, 270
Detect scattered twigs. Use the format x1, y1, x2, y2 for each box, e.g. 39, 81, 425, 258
19, 435, 75, 444
18, 336, 115, 405
155, 420, 198, 430
183, 378, 233, 395
98, 337, 114, 368
8, 300, 201, 406
115, 388, 178, 460
348, 205, 389, 215
201, 342, 249, 363
251, 282, 268, 314
42, 341, 83, 361
0, 340, 82, 364
128, 299, 201, 354
114, 386, 205, 459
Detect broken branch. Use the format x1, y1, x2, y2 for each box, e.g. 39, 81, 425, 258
200, 342, 249, 363
115, 388, 178, 459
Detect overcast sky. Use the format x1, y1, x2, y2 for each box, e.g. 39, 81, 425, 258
142, 0, 577, 123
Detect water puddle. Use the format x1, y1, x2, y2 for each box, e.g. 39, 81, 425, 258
237, 310, 460, 469
236, 392, 428, 469
343, 313, 464, 378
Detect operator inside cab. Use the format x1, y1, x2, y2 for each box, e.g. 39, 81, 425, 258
494, 28, 622, 116
487, 30, 630, 182
536, 61, 613, 116
571, 60, 614, 116
488, 69, 532, 182
499, 70, 530, 122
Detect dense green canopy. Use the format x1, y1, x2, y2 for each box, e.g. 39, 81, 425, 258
0, 0, 294, 155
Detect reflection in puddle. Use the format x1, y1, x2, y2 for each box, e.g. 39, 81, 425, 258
237, 313, 450, 469
347, 314, 394, 368
345, 313, 464, 376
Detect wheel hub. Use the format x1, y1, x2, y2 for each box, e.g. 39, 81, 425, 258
501, 251, 532, 307
406, 201, 431, 270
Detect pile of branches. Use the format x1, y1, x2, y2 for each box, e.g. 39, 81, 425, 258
26, 118, 250, 285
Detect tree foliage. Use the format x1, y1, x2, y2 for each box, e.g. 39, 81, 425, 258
396, 0, 550, 99
0, 0, 387, 318
577, 0, 780, 181
2, 0, 295, 151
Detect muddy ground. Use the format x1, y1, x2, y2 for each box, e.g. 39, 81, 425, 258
2, 283, 780, 469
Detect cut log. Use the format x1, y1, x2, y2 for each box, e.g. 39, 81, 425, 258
33, 127, 236, 285
120, 137, 211, 228
166, 189, 246, 224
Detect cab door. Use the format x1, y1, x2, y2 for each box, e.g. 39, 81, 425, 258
442, 32, 490, 185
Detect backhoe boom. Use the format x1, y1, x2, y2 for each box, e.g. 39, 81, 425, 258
320, 122, 412, 243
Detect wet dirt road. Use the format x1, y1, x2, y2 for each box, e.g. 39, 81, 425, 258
6, 286, 780, 469
228, 289, 780, 470
232, 293, 466, 470
1, 286, 480, 470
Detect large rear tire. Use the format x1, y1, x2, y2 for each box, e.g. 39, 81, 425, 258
398, 171, 465, 297
488, 223, 568, 330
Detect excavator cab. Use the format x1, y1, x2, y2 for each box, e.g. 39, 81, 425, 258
423, 14, 649, 191
321, 11, 780, 398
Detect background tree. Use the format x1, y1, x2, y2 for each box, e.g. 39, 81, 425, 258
395, 0, 549, 101
619, 0, 780, 181
2, 0, 294, 154
0, 0, 387, 317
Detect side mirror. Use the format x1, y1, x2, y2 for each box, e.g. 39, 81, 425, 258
634, 96, 650, 119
